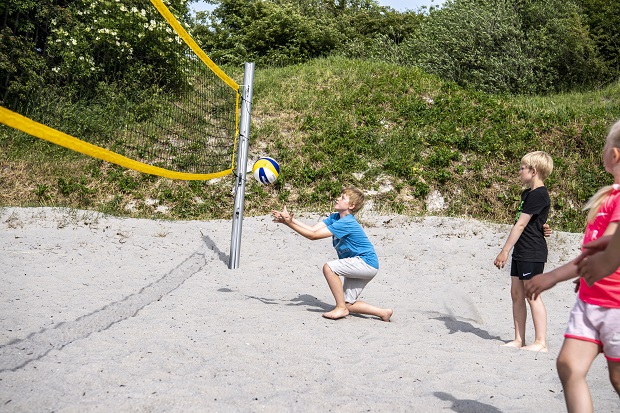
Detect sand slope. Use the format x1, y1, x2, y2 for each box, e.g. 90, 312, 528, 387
1, 207, 618, 412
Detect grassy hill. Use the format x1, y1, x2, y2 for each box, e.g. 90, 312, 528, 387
2, 56, 620, 232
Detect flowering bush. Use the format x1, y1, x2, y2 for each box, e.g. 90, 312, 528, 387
1, 0, 194, 107
45, 0, 193, 92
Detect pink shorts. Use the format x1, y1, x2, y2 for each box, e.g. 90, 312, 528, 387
564, 297, 620, 362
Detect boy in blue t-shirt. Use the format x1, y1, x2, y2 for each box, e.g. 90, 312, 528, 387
272, 187, 392, 321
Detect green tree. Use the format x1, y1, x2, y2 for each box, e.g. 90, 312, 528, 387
193, 0, 343, 66
1, 0, 194, 108
0, 0, 56, 108
517, 0, 606, 92
192, 0, 421, 66
577, 0, 620, 83
45, 0, 193, 91
404, 0, 606, 94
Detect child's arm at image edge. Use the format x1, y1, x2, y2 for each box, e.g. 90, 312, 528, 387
525, 259, 579, 300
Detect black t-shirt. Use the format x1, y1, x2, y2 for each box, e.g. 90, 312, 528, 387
512, 186, 550, 262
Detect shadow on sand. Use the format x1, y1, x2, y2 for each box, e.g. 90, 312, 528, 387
435, 391, 503, 413
427, 311, 503, 341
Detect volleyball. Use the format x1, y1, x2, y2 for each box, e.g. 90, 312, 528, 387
252, 157, 280, 184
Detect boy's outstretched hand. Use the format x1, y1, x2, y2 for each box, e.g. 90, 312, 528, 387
525, 273, 556, 300
272, 206, 293, 224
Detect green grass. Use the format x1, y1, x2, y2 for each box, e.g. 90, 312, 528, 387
2, 56, 619, 232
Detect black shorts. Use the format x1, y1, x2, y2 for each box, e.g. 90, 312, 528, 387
510, 259, 545, 280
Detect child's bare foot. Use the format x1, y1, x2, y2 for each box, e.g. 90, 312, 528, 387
501, 340, 523, 348
380, 309, 393, 322
522, 342, 548, 353
323, 307, 349, 320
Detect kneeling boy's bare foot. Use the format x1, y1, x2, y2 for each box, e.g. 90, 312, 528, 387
522, 342, 548, 353
380, 309, 393, 322
323, 308, 349, 320
501, 340, 522, 348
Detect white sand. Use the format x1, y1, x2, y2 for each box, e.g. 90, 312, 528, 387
1, 207, 618, 412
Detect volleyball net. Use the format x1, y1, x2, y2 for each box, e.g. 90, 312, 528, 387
0, 0, 240, 180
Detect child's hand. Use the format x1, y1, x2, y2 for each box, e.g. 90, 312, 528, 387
280, 206, 293, 223
578, 251, 616, 286
494, 251, 508, 269
271, 206, 293, 224
525, 273, 556, 300
271, 209, 283, 223
575, 235, 612, 262
572, 235, 615, 286
543, 223, 552, 237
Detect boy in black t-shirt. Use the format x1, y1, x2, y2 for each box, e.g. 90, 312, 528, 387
494, 151, 553, 352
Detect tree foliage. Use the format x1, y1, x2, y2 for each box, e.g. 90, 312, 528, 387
192, 0, 422, 66
404, 0, 606, 94
1, 0, 618, 100
577, 0, 620, 83
1, 0, 194, 109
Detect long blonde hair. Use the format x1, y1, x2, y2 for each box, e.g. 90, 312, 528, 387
583, 120, 620, 223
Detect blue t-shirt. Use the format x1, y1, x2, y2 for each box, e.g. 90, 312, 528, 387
323, 213, 379, 269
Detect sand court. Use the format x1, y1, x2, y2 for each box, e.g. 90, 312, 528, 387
1, 207, 618, 412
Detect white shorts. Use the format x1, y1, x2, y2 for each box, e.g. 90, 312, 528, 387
326, 257, 378, 304
565, 297, 620, 362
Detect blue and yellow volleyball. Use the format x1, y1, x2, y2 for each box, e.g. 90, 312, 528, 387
252, 157, 280, 184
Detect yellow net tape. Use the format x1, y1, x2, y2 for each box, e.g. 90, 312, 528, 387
150, 0, 238, 92
0, 106, 232, 180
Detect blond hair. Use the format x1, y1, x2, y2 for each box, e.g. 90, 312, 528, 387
521, 151, 554, 181
342, 186, 365, 214
583, 120, 620, 223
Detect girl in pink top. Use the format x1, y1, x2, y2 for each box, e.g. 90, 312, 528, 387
526, 119, 620, 413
